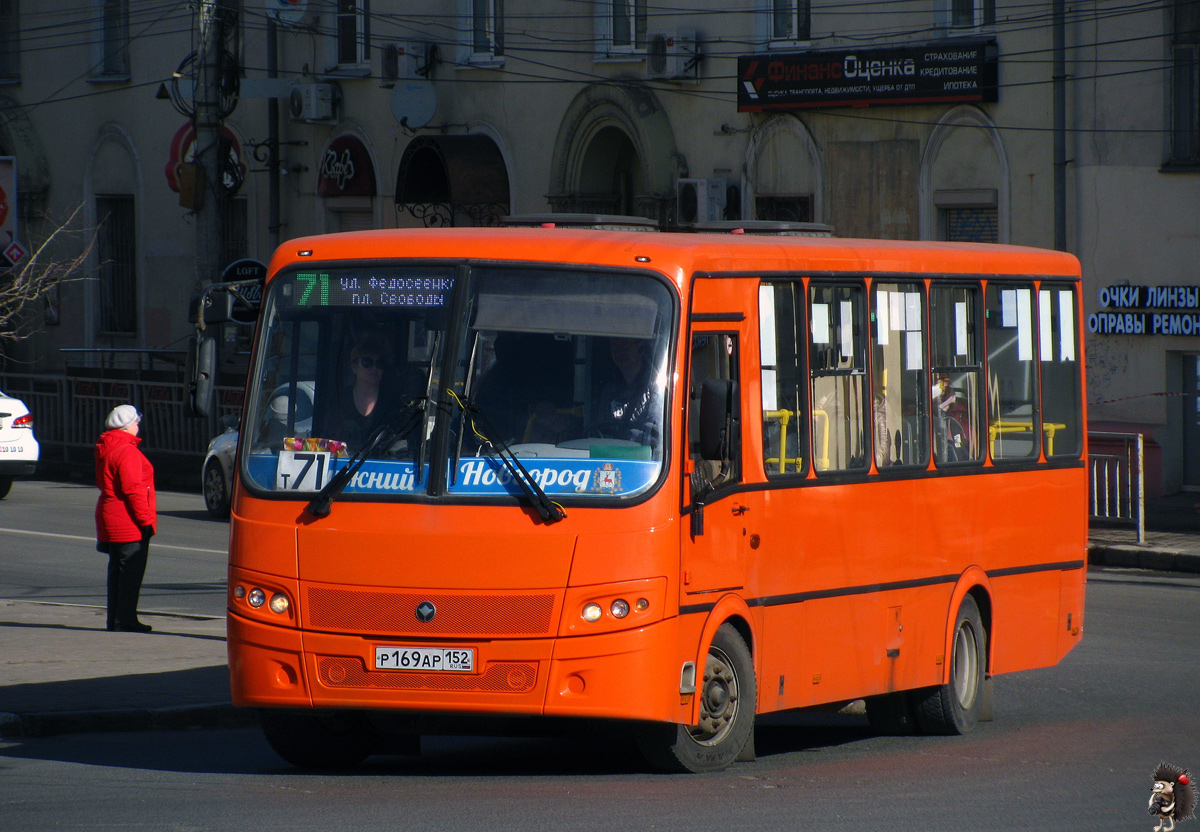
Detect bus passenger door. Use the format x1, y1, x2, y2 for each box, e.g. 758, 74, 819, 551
682, 279, 757, 599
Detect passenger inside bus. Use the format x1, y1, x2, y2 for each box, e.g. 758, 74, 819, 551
471, 332, 577, 445
329, 333, 403, 453
594, 336, 660, 445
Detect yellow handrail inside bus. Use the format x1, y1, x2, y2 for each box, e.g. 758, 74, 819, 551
764, 409, 803, 473
987, 420, 1068, 457
812, 409, 830, 471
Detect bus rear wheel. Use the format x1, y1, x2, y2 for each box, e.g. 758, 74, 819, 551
258, 709, 376, 769
636, 624, 756, 773
914, 594, 987, 735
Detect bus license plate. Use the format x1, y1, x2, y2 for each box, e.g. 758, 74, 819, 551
375, 647, 475, 673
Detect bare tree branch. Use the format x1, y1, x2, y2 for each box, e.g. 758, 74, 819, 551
0, 203, 98, 342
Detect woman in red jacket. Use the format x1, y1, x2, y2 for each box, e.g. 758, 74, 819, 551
95, 404, 156, 633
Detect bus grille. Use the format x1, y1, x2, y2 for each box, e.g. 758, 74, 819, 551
317, 657, 538, 694
305, 587, 557, 636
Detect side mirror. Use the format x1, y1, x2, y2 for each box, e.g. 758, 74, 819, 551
188, 334, 218, 417
698, 378, 737, 461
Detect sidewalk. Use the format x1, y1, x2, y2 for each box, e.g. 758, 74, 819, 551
0, 601, 251, 739
2, 494, 1198, 740
1087, 491, 1200, 574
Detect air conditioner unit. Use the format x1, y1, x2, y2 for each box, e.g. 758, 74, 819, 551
381, 42, 428, 86
288, 83, 335, 121
677, 178, 727, 224
646, 29, 698, 82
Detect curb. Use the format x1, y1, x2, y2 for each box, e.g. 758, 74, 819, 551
0, 703, 256, 740
1088, 543, 1200, 574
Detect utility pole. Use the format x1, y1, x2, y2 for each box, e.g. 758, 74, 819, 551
267, 15, 281, 250
193, 0, 225, 293
1052, 0, 1067, 252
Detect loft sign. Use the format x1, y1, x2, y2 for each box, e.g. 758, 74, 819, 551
1089, 284, 1200, 336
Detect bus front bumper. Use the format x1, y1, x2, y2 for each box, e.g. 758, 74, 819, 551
227, 612, 686, 724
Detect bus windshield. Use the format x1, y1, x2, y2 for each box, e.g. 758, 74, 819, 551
241, 264, 674, 503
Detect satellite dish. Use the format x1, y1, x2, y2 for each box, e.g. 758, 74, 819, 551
390, 79, 437, 130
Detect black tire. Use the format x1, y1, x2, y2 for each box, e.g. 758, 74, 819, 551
259, 710, 376, 769
914, 594, 987, 735
865, 690, 919, 735
202, 459, 230, 518
636, 624, 756, 773
0, 475, 12, 500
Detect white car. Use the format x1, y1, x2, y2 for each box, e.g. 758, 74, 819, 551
202, 418, 239, 517
202, 382, 314, 518
0, 389, 39, 500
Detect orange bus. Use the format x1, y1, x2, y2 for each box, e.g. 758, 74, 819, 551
225, 226, 1086, 772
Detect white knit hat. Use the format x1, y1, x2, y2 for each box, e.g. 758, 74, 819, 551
105, 404, 141, 430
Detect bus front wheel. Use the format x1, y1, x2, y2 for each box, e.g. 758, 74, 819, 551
914, 594, 987, 735
636, 624, 756, 773
258, 709, 376, 769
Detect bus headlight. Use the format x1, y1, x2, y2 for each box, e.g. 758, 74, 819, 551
610, 599, 630, 619
247, 588, 266, 608
582, 603, 603, 622
269, 593, 290, 614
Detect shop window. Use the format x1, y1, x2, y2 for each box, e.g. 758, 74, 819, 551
871, 282, 929, 469
96, 195, 136, 336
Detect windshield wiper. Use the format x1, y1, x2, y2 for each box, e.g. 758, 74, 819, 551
305, 398, 426, 518
448, 392, 566, 525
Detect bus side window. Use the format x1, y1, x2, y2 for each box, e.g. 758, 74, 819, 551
871, 282, 929, 469
1038, 284, 1082, 458
689, 333, 741, 495
985, 284, 1039, 460
930, 285, 984, 464
809, 282, 868, 473
760, 281, 808, 476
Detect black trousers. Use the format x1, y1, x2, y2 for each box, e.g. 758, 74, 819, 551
101, 537, 149, 628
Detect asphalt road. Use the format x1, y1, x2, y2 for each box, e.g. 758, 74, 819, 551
1, 479, 1198, 831
0, 478, 229, 618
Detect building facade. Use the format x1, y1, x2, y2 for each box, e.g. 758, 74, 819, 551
0, 0, 1198, 492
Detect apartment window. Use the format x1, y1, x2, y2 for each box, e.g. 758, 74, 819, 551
332, 0, 369, 68
595, 0, 643, 53
771, 0, 810, 42
1172, 0, 1200, 163
0, 0, 19, 81
92, 0, 129, 78
96, 196, 137, 335
756, 195, 812, 223
937, 0, 994, 30
473, 0, 503, 58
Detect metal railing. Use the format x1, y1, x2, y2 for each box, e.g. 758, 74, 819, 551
0, 372, 243, 466
1088, 431, 1145, 543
